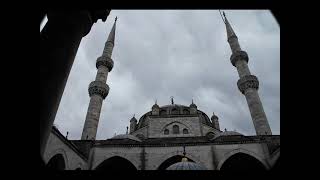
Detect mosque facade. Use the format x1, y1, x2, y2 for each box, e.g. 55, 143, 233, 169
41, 12, 280, 170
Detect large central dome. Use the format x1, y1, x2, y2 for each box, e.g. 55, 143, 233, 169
135, 103, 213, 130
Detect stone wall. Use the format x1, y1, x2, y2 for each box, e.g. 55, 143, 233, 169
43, 130, 88, 170
148, 116, 202, 138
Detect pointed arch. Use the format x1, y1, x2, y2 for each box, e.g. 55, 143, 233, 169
156, 150, 206, 170
92, 152, 139, 170
157, 155, 194, 170
45, 148, 69, 170
95, 156, 137, 171
217, 148, 269, 170
46, 153, 66, 170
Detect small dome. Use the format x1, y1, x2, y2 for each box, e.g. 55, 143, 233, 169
152, 103, 160, 109
189, 103, 197, 108
211, 112, 218, 119
167, 161, 207, 170
212, 131, 243, 140
109, 134, 142, 142
130, 116, 137, 122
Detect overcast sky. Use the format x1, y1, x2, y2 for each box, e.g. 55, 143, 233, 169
41, 10, 280, 140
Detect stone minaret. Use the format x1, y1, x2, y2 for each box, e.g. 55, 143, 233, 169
222, 12, 272, 135
81, 17, 117, 140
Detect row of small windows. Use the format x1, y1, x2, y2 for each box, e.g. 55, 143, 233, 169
164, 125, 189, 135
160, 109, 190, 115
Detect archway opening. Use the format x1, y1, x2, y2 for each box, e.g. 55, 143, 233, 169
157, 155, 194, 170
95, 156, 137, 171
220, 153, 266, 171
46, 154, 66, 170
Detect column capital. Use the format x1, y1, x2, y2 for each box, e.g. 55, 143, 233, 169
230, 50, 249, 67
237, 75, 259, 94
88, 81, 109, 99
96, 56, 114, 71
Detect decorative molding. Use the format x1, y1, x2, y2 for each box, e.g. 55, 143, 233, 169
230, 50, 249, 67
93, 136, 279, 148
237, 75, 259, 94
88, 81, 109, 99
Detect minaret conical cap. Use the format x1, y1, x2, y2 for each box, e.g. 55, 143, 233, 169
106, 17, 117, 44
222, 12, 237, 39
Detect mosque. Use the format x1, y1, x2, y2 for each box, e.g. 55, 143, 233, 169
41, 12, 280, 170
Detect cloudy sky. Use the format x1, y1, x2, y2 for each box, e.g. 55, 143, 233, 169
41, 10, 280, 140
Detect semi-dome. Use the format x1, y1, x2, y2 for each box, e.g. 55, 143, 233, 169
212, 131, 243, 140
109, 134, 142, 142
166, 158, 207, 170
135, 104, 213, 130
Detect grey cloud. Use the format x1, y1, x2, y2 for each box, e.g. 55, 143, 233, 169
53, 10, 280, 139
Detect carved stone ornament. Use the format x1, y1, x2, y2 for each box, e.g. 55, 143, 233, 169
237, 75, 259, 94
88, 81, 109, 99
96, 56, 114, 72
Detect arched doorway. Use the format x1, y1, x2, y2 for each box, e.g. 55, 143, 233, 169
220, 153, 266, 171
46, 154, 66, 170
158, 155, 195, 170
95, 156, 137, 170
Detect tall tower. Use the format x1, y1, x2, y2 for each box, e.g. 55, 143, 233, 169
221, 11, 272, 135
81, 17, 117, 140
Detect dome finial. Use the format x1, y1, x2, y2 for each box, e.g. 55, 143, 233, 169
170, 96, 174, 105
181, 146, 188, 162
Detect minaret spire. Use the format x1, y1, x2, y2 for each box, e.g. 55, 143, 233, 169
221, 11, 272, 135
102, 17, 117, 57
81, 18, 117, 140
220, 11, 241, 54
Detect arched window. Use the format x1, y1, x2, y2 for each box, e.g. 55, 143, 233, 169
171, 108, 179, 115
183, 109, 190, 115
164, 129, 169, 135
173, 125, 179, 134
183, 128, 189, 134
160, 109, 166, 116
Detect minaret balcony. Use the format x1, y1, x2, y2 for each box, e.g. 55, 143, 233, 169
96, 56, 114, 71
230, 50, 249, 67
237, 75, 259, 94
88, 81, 109, 99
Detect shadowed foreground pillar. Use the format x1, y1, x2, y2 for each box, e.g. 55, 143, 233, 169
40, 10, 110, 156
